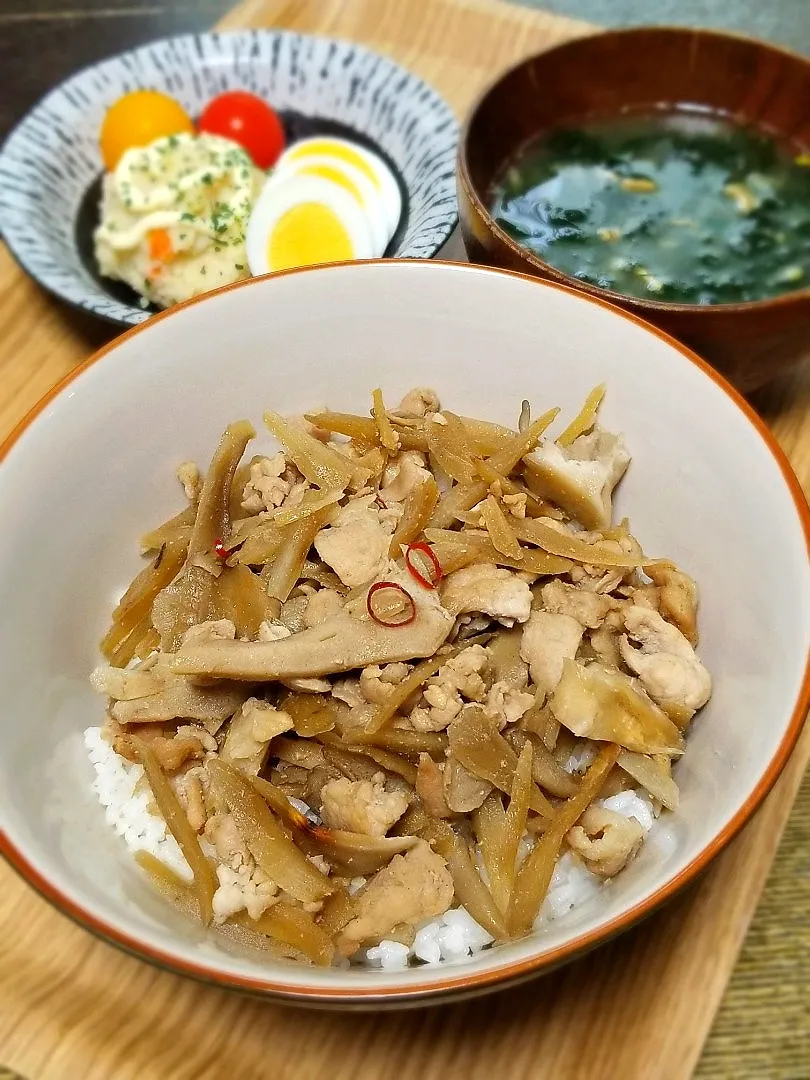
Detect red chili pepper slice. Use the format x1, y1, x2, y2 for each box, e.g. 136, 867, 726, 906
405, 541, 444, 590
214, 538, 235, 560
366, 580, 417, 627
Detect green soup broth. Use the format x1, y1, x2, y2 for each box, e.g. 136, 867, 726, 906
490, 110, 810, 305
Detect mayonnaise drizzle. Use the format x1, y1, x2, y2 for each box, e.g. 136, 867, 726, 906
96, 131, 261, 251
97, 210, 185, 250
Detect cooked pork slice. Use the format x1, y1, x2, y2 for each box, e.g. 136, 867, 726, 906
313, 497, 393, 587
441, 563, 532, 625
566, 804, 644, 878
619, 605, 711, 724
520, 610, 584, 696
320, 773, 410, 836
336, 841, 454, 955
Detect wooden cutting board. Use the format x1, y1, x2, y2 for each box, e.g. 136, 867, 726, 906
1, 2, 809, 1078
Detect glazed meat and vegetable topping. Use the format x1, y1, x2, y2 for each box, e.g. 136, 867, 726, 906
89, 386, 711, 967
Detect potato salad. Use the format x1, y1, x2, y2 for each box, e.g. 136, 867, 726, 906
94, 132, 264, 309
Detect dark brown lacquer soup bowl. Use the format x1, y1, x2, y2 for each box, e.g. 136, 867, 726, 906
458, 27, 810, 391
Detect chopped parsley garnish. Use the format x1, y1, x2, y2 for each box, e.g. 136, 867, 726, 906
211, 202, 234, 234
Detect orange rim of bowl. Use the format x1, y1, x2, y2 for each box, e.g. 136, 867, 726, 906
457, 25, 810, 316
1, 259, 808, 1004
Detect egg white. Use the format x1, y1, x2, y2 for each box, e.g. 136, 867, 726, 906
271, 154, 389, 257
245, 173, 375, 275
281, 137, 402, 240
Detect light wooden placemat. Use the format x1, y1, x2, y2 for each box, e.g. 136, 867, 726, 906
1, 1, 809, 1077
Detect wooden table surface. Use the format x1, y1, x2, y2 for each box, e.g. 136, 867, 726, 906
0, 1, 809, 1078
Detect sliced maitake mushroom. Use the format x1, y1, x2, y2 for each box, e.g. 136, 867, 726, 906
619, 605, 711, 725
102, 669, 251, 734
589, 621, 624, 670
646, 563, 700, 646
443, 756, 493, 812
523, 429, 630, 530
550, 658, 684, 756
172, 571, 454, 681
220, 699, 294, 777
379, 451, 432, 503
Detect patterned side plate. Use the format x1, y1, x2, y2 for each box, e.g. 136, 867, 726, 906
0, 30, 459, 327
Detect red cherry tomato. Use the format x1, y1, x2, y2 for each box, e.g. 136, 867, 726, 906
198, 91, 285, 169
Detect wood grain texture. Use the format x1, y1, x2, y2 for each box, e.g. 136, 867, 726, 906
0, 2, 808, 1079
216, 0, 596, 115
697, 767, 810, 1078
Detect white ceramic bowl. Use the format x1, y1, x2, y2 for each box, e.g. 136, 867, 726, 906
1, 261, 808, 1007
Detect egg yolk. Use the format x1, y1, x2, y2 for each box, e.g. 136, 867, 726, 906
295, 163, 363, 204
268, 203, 355, 269
286, 141, 381, 189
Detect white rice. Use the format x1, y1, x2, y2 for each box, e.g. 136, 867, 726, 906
84, 725, 656, 969
599, 789, 656, 832
564, 740, 598, 774
365, 906, 496, 969
364, 940, 412, 968
83, 727, 191, 881
537, 850, 604, 923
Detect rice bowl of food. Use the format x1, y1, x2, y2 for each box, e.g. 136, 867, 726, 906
0, 260, 807, 1005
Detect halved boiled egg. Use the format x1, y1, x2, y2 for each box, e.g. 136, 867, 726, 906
245, 174, 375, 274
280, 137, 402, 240
271, 154, 389, 256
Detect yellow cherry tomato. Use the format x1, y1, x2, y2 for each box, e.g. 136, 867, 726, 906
100, 90, 195, 171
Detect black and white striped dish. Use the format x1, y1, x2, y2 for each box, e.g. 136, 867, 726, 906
0, 30, 459, 327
